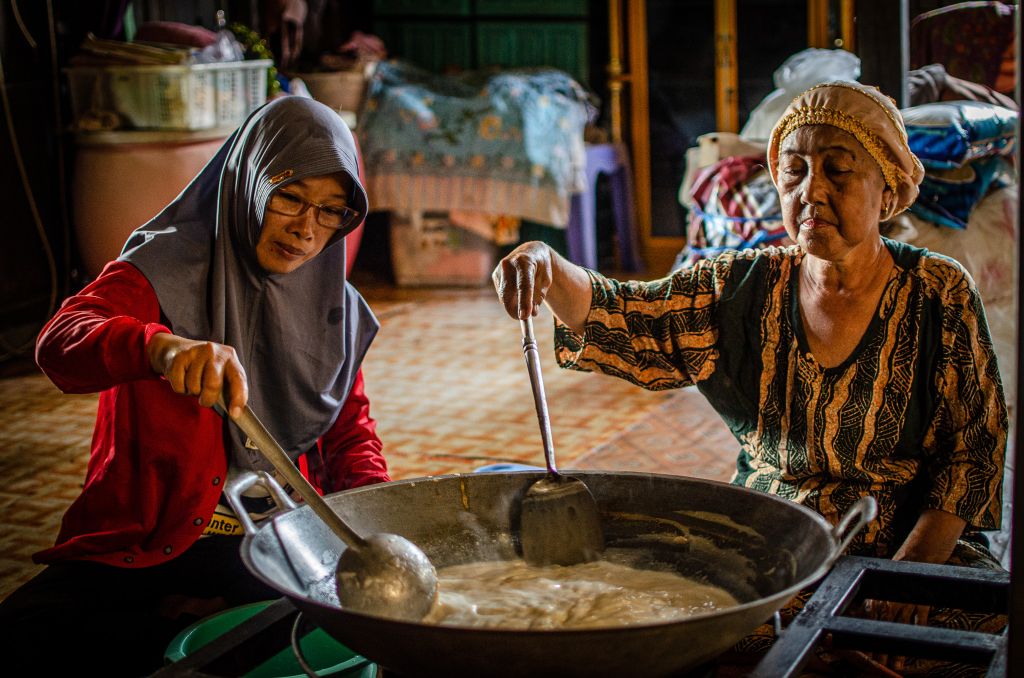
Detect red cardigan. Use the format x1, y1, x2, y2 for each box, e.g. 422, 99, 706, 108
33, 261, 389, 567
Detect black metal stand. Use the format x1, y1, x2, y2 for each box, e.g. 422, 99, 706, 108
749, 556, 1010, 678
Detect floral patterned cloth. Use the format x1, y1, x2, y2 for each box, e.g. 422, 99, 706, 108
358, 60, 593, 226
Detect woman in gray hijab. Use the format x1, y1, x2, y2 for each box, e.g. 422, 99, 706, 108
0, 98, 386, 675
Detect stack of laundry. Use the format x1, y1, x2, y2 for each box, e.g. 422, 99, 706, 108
903, 101, 1017, 229
673, 100, 1017, 271
887, 101, 1019, 404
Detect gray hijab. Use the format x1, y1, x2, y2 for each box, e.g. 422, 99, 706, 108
121, 97, 379, 474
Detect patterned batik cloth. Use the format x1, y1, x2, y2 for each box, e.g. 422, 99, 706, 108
555, 240, 1007, 560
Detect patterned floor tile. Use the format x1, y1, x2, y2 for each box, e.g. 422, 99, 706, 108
570, 386, 738, 481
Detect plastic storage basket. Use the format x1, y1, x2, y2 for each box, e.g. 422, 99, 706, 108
67, 59, 273, 130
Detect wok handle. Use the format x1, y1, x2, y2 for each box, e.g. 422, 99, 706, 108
217, 395, 369, 550
827, 496, 879, 564
223, 468, 299, 536
521, 317, 559, 478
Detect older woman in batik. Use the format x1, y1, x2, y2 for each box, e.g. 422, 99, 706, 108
493, 81, 1007, 674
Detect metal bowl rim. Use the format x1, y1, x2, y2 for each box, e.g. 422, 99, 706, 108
240, 470, 841, 633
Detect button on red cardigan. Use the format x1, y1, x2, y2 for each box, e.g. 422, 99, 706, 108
33, 261, 389, 567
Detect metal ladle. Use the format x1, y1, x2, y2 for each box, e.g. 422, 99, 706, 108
217, 395, 438, 622
517, 317, 606, 566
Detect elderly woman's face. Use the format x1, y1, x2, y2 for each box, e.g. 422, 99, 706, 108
776, 125, 892, 261
256, 173, 350, 274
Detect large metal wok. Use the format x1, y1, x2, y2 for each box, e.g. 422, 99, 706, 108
226, 470, 874, 678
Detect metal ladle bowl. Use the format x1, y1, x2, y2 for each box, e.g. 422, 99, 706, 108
218, 397, 438, 622
334, 533, 437, 619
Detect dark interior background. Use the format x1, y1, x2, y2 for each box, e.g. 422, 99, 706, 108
0, 0, 994, 349
646, 0, 809, 239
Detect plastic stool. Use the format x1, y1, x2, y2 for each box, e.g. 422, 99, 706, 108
565, 143, 643, 271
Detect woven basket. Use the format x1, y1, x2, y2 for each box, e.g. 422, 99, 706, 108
299, 70, 368, 113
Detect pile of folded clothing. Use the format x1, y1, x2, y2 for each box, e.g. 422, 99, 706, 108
886, 101, 1019, 403
903, 101, 1017, 229
673, 100, 1017, 272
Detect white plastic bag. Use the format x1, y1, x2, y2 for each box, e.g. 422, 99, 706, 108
192, 30, 245, 64
741, 49, 861, 141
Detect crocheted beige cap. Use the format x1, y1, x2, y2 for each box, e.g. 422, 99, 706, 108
768, 81, 925, 221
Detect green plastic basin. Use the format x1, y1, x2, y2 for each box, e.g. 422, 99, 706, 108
164, 601, 375, 678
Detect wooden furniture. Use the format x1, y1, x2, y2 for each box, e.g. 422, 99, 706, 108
714, 0, 739, 134
808, 0, 830, 48
607, 0, 625, 142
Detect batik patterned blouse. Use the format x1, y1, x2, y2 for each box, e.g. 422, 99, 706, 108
555, 240, 1006, 557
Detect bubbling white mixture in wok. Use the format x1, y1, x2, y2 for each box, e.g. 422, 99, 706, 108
420, 558, 739, 630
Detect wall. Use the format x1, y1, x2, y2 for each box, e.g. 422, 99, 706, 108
0, 0, 66, 345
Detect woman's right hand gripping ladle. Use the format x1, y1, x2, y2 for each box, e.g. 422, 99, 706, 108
216, 394, 438, 622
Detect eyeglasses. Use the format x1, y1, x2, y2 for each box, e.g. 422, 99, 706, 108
267, 190, 360, 230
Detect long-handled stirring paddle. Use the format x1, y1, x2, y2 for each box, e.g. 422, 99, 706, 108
216, 394, 438, 621
517, 316, 606, 566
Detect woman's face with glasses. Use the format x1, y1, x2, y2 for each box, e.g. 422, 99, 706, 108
256, 172, 357, 274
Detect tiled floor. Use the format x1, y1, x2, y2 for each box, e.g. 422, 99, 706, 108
358, 287, 677, 477
0, 285, 740, 601
572, 386, 738, 482
0, 370, 99, 602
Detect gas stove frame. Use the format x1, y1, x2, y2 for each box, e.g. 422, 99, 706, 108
752, 555, 1009, 677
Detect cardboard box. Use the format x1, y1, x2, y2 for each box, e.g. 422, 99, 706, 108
389, 211, 497, 287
